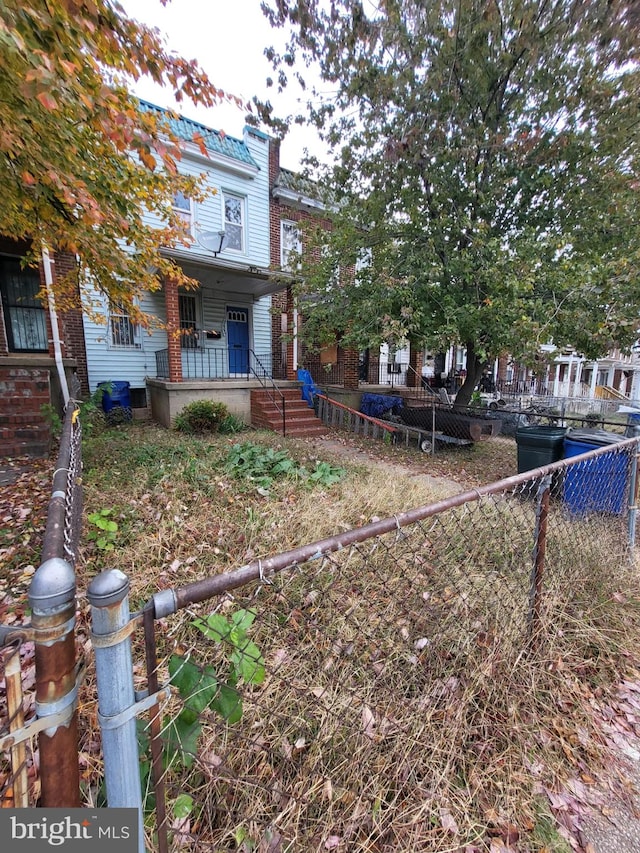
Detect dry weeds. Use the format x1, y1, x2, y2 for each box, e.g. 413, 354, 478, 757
4, 424, 640, 853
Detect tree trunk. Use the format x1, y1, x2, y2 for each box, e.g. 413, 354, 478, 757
453, 342, 483, 409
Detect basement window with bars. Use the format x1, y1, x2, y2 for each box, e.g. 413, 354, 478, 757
108, 302, 140, 348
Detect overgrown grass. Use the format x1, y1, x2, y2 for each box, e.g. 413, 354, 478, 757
77, 423, 640, 852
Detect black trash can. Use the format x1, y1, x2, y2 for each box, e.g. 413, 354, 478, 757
563, 428, 626, 514
515, 425, 567, 473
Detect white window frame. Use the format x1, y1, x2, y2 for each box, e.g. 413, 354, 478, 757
172, 191, 193, 234
223, 192, 245, 253
281, 219, 302, 271
108, 302, 141, 349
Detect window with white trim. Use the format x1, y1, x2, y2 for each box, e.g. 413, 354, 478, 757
109, 302, 140, 348
281, 220, 302, 270
223, 192, 245, 252
172, 191, 193, 231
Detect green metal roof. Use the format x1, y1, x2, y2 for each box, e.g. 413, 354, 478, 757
139, 100, 259, 169
277, 167, 319, 198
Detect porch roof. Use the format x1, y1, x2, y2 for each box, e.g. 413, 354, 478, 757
168, 251, 292, 298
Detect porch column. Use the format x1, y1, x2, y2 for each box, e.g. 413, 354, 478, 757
285, 287, 297, 381
575, 359, 584, 395
165, 278, 182, 383
408, 344, 423, 389
590, 361, 598, 398
342, 347, 360, 390
553, 363, 561, 397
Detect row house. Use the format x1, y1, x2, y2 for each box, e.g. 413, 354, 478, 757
0, 237, 88, 457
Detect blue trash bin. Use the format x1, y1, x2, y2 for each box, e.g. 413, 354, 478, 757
98, 381, 132, 421
563, 428, 627, 514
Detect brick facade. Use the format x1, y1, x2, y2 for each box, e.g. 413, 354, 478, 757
269, 139, 338, 384
0, 367, 51, 457
0, 238, 89, 456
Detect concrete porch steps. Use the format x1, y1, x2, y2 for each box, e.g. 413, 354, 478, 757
250, 388, 327, 437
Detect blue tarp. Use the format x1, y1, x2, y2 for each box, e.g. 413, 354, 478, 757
360, 393, 404, 418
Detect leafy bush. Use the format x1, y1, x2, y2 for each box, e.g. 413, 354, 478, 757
174, 400, 229, 434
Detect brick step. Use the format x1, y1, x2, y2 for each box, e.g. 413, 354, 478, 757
0, 425, 50, 443
281, 424, 328, 437
251, 404, 319, 420
251, 390, 305, 404
0, 411, 49, 426
0, 440, 50, 459
0, 395, 51, 414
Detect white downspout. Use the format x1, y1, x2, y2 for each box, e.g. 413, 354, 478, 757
292, 305, 298, 374
42, 247, 70, 406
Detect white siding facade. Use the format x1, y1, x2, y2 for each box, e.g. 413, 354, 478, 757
83, 119, 275, 396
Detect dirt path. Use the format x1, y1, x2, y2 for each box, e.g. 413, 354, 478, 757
309, 435, 465, 498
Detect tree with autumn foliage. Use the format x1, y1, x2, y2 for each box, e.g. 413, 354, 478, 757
261, 0, 640, 407
0, 0, 240, 319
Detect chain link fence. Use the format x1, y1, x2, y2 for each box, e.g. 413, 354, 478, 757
0, 392, 83, 810
83, 436, 640, 852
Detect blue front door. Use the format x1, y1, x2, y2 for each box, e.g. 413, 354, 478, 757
227, 307, 249, 374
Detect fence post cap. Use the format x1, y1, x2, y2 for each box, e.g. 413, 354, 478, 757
87, 569, 130, 607
28, 557, 75, 611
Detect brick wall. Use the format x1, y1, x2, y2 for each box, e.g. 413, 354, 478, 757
269, 138, 336, 383
0, 367, 51, 458
0, 238, 88, 395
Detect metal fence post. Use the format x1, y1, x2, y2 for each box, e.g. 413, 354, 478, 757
529, 474, 552, 648
628, 431, 640, 549
28, 556, 80, 807
88, 570, 144, 852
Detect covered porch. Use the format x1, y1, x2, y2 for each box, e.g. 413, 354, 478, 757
157, 251, 288, 384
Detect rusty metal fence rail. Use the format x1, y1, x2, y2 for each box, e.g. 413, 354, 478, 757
86, 436, 640, 852
0, 397, 83, 810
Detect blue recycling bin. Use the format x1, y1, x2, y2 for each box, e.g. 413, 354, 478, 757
563, 428, 627, 514
98, 381, 132, 421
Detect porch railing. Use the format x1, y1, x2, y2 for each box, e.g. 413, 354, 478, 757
154, 349, 283, 381
249, 350, 287, 436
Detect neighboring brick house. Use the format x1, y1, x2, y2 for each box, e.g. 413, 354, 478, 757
0, 236, 89, 458
269, 139, 364, 391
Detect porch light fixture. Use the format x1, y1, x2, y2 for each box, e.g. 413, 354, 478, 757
197, 230, 229, 256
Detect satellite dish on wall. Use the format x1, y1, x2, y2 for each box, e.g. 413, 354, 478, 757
197, 230, 229, 256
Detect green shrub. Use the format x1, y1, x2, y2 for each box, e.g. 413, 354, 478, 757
174, 400, 229, 434
218, 413, 247, 434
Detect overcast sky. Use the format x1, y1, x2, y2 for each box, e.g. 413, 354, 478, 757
120, 0, 326, 169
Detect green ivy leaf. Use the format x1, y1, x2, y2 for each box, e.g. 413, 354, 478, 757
192, 612, 230, 643
231, 641, 266, 685
173, 793, 193, 820
212, 684, 242, 723
231, 608, 257, 632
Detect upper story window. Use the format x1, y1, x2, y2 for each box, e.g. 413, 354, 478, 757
173, 191, 193, 230
109, 301, 140, 348
0, 255, 48, 352
281, 220, 302, 271
223, 193, 245, 252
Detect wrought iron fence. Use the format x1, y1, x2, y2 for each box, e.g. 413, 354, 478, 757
0, 396, 84, 810
86, 437, 640, 851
